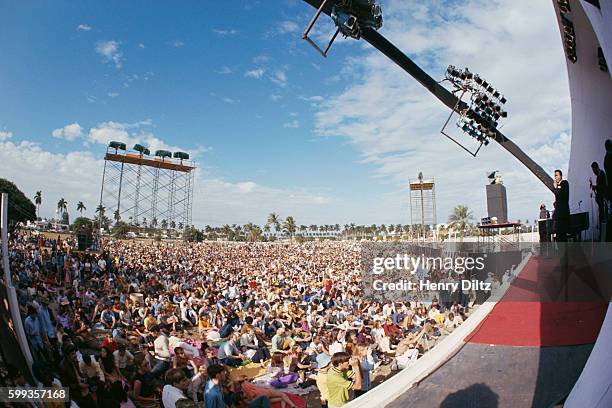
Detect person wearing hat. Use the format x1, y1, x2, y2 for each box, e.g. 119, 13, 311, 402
316, 353, 332, 408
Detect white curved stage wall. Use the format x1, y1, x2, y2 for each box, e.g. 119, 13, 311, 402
555, 2, 612, 406
555, 0, 612, 239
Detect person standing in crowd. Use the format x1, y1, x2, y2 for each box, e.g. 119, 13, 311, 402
37, 295, 60, 364
553, 169, 570, 242
326, 352, 362, 407
590, 162, 608, 240
24, 304, 47, 363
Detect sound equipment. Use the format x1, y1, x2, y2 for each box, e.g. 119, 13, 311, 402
568, 211, 589, 241
486, 183, 508, 223
77, 231, 93, 251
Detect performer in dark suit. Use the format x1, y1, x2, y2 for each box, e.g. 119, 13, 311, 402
605, 139, 612, 200
553, 169, 570, 242
605, 139, 612, 241
590, 162, 608, 240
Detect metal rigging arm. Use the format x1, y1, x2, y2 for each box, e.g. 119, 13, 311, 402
300, 0, 555, 193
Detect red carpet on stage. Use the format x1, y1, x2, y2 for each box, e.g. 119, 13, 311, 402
466, 256, 608, 347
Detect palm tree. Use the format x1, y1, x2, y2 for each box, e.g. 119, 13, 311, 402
95, 204, 105, 217
151, 217, 158, 229
34, 191, 42, 219
448, 205, 474, 239
161, 219, 168, 229
95, 204, 105, 231
267, 213, 281, 234
283, 216, 297, 240
57, 198, 67, 215
77, 201, 86, 216
222, 224, 232, 240
114, 209, 121, 222
170, 220, 176, 230
142, 217, 148, 228
245, 223, 260, 242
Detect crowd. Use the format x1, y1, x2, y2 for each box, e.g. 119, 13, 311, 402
1, 234, 473, 408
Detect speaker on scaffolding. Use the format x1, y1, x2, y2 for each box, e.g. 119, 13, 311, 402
486, 183, 508, 224
77, 231, 93, 251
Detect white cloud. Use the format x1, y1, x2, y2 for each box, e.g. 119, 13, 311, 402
270, 94, 282, 102
278, 20, 300, 34
283, 120, 300, 129
245, 68, 265, 79
51, 123, 83, 141
252, 55, 270, 65
213, 28, 238, 36
95, 40, 123, 68
299, 95, 324, 103
169, 40, 184, 48
85, 120, 210, 160
270, 70, 288, 87
214, 66, 233, 75
312, 0, 571, 223
138, 43, 145, 49
0, 137, 330, 226
77, 24, 92, 32
0, 130, 12, 141
222, 97, 239, 104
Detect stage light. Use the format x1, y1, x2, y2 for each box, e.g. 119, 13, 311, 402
109, 141, 127, 151
557, 0, 571, 14
561, 15, 577, 63
500, 96, 507, 104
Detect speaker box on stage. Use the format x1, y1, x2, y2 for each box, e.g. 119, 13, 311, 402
486, 183, 508, 223
77, 232, 92, 251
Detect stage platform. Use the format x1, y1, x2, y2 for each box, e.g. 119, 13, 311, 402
384, 254, 609, 407
387, 343, 594, 408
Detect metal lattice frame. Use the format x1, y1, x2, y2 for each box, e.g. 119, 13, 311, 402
99, 147, 195, 230
409, 176, 437, 234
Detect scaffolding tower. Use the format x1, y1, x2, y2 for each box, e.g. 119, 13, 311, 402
99, 142, 195, 231
409, 173, 437, 235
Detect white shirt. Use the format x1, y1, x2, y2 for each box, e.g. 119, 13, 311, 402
162, 384, 186, 408
113, 349, 134, 369
154, 334, 171, 361
328, 341, 344, 355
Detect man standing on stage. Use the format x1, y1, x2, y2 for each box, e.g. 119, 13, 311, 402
604, 139, 612, 241
590, 162, 608, 240
553, 169, 570, 242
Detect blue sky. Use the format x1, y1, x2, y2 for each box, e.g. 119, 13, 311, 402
0, 0, 572, 226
